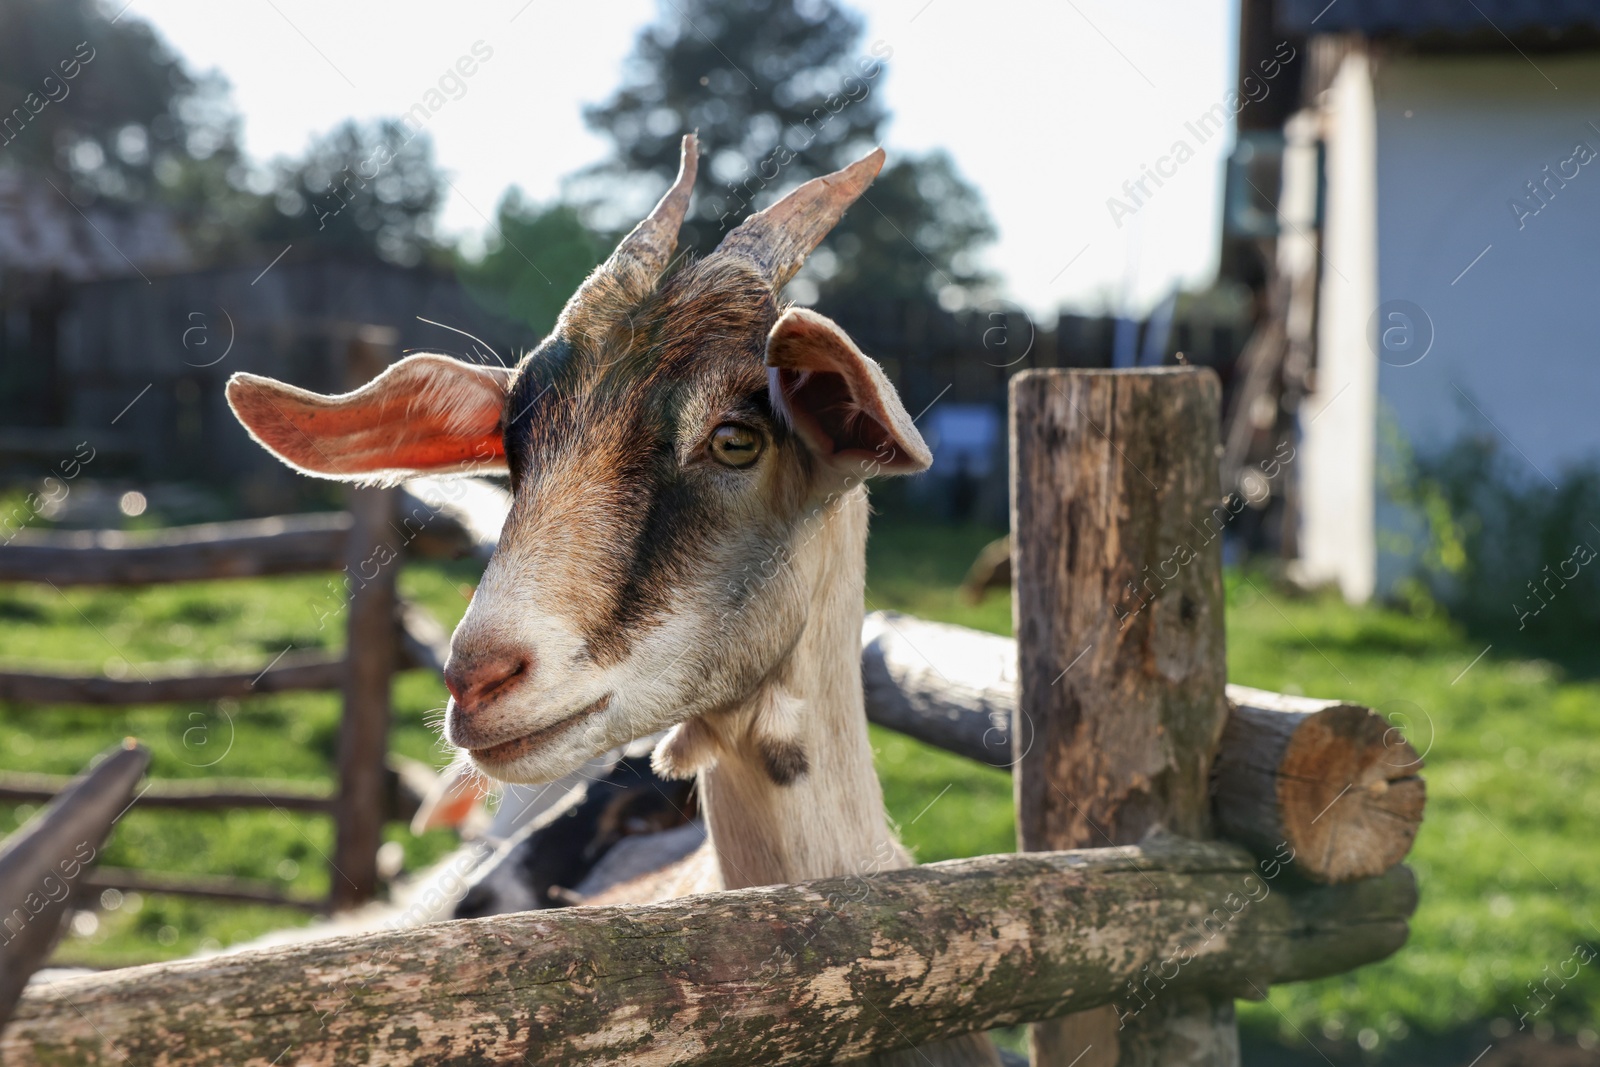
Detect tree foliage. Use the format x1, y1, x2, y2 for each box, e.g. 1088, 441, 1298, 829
579, 0, 884, 239
0, 1, 451, 266
0, 0, 241, 203
458, 193, 609, 337
255, 120, 445, 267
578, 0, 994, 303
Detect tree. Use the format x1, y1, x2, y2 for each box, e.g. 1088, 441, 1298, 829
0, 4, 445, 266
0, 0, 260, 260
0, 0, 241, 201
577, 0, 994, 303
578, 0, 884, 242
254, 119, 445, 267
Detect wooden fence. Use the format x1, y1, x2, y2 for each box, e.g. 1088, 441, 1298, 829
0, 482, 491, 914
1, 367, 1427, 1065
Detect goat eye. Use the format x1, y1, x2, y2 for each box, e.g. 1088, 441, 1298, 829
709, 424, 763, 468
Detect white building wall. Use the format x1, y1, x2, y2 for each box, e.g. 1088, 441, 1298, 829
1296, 51, 1600, 601
1367, 54, 1600, 594
1299, 52, 1380, 602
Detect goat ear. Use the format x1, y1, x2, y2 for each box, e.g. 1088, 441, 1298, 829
409, 760, 489, 835
226, 354, 512, 482
766, 308, 931, 476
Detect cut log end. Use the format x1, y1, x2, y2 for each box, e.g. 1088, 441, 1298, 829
1214, 688, 1426, 884
1278, 705, 1426, 883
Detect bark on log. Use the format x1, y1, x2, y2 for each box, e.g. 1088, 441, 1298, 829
4, 837, 1416, 1067
857, 613, 1426, 885
0, 651, 346, 706
0, 513, 352, 586
1011, 367, 1235, 1065
1212, 686, 1425, 883
0, 740, 149, 1026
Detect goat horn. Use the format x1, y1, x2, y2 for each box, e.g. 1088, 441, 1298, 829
609, 132, 699, 279
557, 134, 698, 338
712, 147, 885, 289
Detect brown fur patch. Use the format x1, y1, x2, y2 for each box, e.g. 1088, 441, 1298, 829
757, 738, 810, 786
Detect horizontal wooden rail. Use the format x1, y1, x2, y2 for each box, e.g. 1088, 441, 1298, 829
0, 650, 346, 706
1214, 685, 1426, 883
0, 513, 353, 586
5, 836, 1415, 1066
0, 484, 493, 590
77, 867, 324, 912
861, 611, 1015, 766
0, 774, 331, 812
0, 601, 449, 710
860, 612, 1426, 884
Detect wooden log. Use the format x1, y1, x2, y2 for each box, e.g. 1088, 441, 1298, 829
861, 610, 1015, 765
331, 487, 399, 910
0, 489, 488, 586
860, 611, 1013, 768
0, 650, 345, 706
857, 613, 1425, 885
0, 740, 149, 1027
0, 513, 352, 586
3, 837, 1417, 1067
75, 868, 324, 912
0, 774, 332, 813
0, 599, 455, 708
1212, 686, 1425, 883
1011, 367, 1236, 1065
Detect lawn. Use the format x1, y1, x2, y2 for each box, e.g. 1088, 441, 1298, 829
2, 512, 1596, 1060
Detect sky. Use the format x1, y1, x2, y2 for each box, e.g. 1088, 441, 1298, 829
123, 0, 1238, 318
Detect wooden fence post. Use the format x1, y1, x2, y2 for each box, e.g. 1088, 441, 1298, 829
330, 485, 398, 910
1012, 367, 1237, 1066
330, 329, 402, 910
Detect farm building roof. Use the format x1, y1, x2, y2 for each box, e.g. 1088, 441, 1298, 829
1277, 0, 1600, 45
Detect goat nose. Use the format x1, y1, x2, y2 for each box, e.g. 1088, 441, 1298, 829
444, 649, 531, 714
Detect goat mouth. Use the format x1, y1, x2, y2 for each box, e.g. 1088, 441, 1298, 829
467, 694, 612, 765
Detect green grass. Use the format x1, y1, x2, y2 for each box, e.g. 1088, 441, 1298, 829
872, 520, 1600, 1053
1220, 574, 1600, 1052
0, 560, 481, 966
4, 513, 1598, 1060
864, 520, 1016, 863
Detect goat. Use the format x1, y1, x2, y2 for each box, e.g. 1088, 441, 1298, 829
227, 135, 1001, 1067
452, 750, 698, 917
